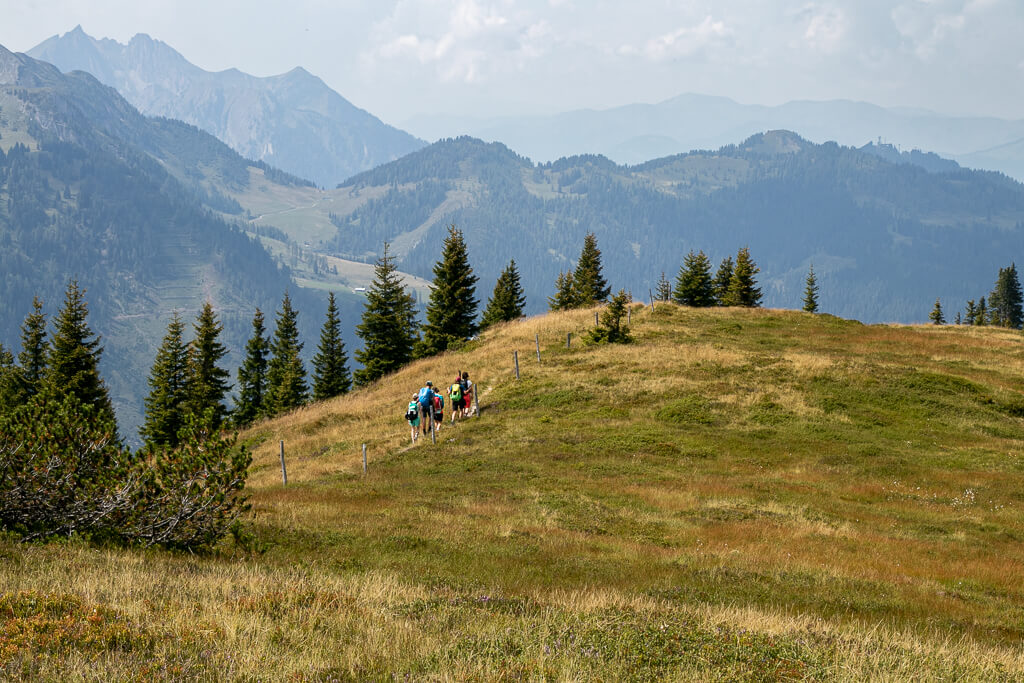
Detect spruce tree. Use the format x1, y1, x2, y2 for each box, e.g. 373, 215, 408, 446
0, 343, 21, 412
354, 243, 419, 386
975, 297, 987, 326
572, 232, 611, 306
312, 292, 351, 401
655, 272, 672, 302
18, 296, 48, 398
46, 280, 114, 422
234, 309, 269, 426
964, 300, 977, 326
266, 292, 308, 415
802, 265, 819, 313
954, 311, 962, 325
723, 247, 762, 307
140, 312, 191, 447
673, 250, 715, 307
929, 298, 945, 325
480, 259, 526, 329
587, 290, 633, 344
188, 301, 231, 428
713, 256, 734, 306
548, 270, 577, 311
416, 225, 479, 357
989, 263, 1023, 328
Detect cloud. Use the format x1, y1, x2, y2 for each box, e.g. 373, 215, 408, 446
633, 16, 732, 61
364, 0, 552, 83
801, 5, 847, 53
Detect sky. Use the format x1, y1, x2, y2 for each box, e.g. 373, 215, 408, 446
3, 0, 1024, 126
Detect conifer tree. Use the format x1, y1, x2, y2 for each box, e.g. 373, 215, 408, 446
266, 292, 308, 415
548, 270, 577, 311
312, 292, 351, 401
354, 243, 419, 386
0, 343, 21, 412
188, 301, 231, 428
480, 259, 527, 329
954, 311, 962, 325
18, 296, 48, 398
655, 272, 672, 302
234, 309, 269, 426
713, 256, 734, 306
46, 280, 114, 422
140, 312, 191, 447
929, 298, 945, 325
587, 289, 633, 344
572, 232, 611, 306
964, 300, 977, 326
988, 263, 1023, 328
673, 250, 715, 307
975, 297, 987, 326
802, 265, 819, 313
416, 225, 479, 357
723, 247, 762, 307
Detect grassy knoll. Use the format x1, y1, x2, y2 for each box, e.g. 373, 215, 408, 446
4, 305, 1024, 680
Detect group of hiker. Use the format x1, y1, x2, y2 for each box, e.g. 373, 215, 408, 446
405, 372, 475, 442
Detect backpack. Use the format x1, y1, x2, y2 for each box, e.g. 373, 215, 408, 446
449, 382, 462, 401
433, 394, 444, 411
405, 401, 418, 422
417, 387, 433, 407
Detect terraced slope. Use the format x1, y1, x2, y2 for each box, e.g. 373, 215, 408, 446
3, 305, 1024, 679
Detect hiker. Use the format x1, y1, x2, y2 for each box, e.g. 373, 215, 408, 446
448, 375, 464, 423
461, 371, 474, 417
417, 381, 437, 434
406, 395, 421, 443
432, 390, 444, 429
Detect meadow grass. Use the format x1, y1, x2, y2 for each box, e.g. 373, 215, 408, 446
4, 304, 1024, 680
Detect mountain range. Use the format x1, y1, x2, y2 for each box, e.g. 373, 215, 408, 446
28, 26, 426, 189
404, 94, 1024, 182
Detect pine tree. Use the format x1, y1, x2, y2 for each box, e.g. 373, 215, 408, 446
266, 292, 308, 415
802, 265, 819, 313
712, 256, 734, 306
587, 289, 633, 344
929, 298, 945, 325
18, 296, 48, 398
354, 243, 419, 386
234, 309, 270, 426
954, 311, 962, 325
655, 272, 672, 302
988, 263, 1023, 328
188, 301, 231, 429
572, 232, 611, 306
975, 297, 987, 326
140, 312, 191, 447
723, 247, 762, 307
480, 259, 527, 329
0, 343, 21, 412
46, 280, 114, 423
312, 292, 351, 401
964, 300, 977, 326
548, 270, 577, 311
416, 225, 480, 357
673, 250, 716, 307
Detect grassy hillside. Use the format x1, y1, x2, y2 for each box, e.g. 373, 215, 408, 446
4, 306, 1024, 679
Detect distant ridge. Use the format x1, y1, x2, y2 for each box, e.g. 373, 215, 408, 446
29, 26, 426, 187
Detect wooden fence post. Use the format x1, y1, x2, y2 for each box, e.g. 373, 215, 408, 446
535, 334, 541, 363
472, 383, 479, 418
513, 350, 520, 380
627, 306, 632, 325
595, 311, 599, 326
362, 443, 367, 474
649, 289, 655, 310
567, 332, 571, 348
279, 440, 288, 485
430, 406, 437, 444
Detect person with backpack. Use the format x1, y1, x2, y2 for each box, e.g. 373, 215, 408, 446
432, 391, 444, 429
406, 395, 421, 443
460, 371, 474, 417
417, 381, 437, 434
448, 375, 464, 423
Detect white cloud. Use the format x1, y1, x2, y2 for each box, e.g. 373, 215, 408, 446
802, 5, 847, 53
634, 16, 732, 62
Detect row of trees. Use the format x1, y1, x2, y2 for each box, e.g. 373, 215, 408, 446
930, 264, 1023, 327
0, 282, 249, 549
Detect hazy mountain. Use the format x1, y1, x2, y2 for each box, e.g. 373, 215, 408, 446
0, 44, 344, 441
403, 94, 1024, 181
316, 133, 1024, 324
28, 26, 426, 188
